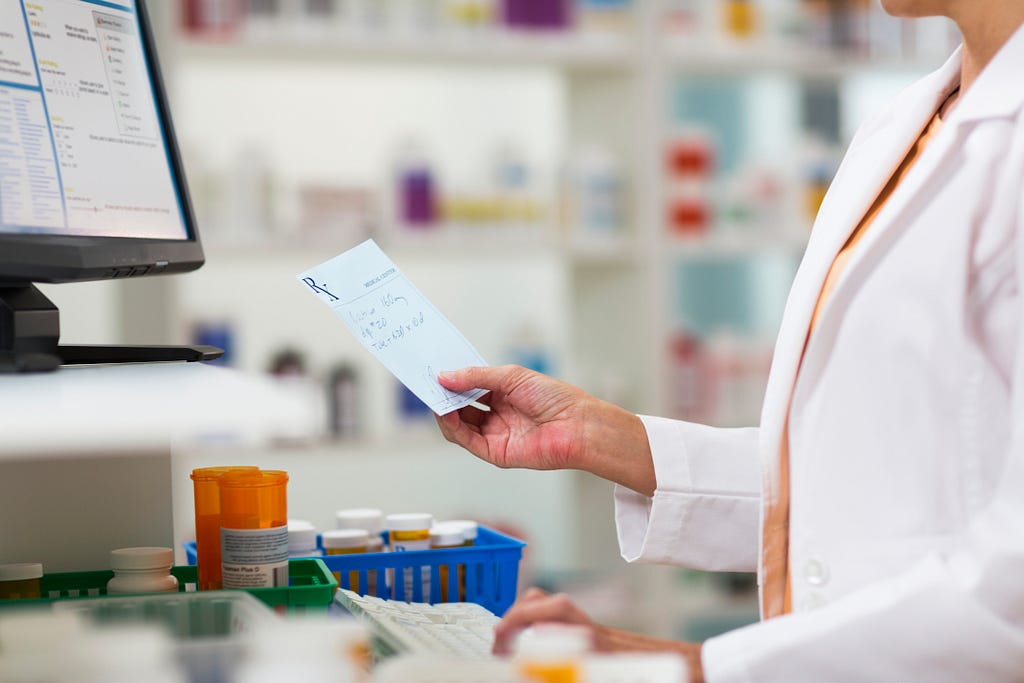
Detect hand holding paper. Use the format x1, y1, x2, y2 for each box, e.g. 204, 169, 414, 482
296, 239, 488, 415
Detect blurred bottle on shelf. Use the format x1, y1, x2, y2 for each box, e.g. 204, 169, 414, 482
268, 347, 307, 377
663, 0, 701, 37
386, 0, 443, 34
397, 382, 435, 421
490, 140, 543, 231
192, 320, 235, 366
442, 0, 497, 32
565, 145, 625, 246
297, 184, 376, 245
666, 329, 771, 427
228, 144, 277, 241
502, 0, 573, 31
504, 321, 553, 375
666, 329, 710, 423
341, 0, 390, 33
800, 135, 839, 226
665, 128, 715, 239
575, 0, 633, 35
393, 139, 440, 231
802, 0, 862, 55
182, 0, 244, 35
721, 0, 759, 41
244, 0, 284, 37
327, 364, 360, 438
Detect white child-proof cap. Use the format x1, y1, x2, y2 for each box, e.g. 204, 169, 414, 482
384, 513, 434, 532
515, 624, 593, 660
439, 519, 478, 542
288, 520, 319, 553
429, 523, 466, 547
109, 547, 174, 571
322, 529, 370, 550
0, 562, 43, 581
335, 508, 385, 535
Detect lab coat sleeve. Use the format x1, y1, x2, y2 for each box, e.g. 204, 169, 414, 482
613, 415, 762, 572
700, 186, 1024, 683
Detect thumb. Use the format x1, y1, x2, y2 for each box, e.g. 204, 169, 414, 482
437, 365, 516, 393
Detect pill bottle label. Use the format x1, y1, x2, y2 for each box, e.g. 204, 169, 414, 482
221, 526, 289, 588
391, 537, 431, 600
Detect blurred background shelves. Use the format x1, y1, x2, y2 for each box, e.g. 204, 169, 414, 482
23, 0, 959, 642
177, 31, 639, 71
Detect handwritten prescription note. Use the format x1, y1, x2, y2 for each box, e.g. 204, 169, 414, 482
296, 239, 488, 415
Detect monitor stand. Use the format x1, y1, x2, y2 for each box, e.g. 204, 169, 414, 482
0, 285, 223, 373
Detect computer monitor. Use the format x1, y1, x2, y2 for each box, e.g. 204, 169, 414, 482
0, 0, 219, 372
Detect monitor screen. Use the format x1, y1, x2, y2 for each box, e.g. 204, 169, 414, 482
0, 0, 201, 289
1, 0, 188, 240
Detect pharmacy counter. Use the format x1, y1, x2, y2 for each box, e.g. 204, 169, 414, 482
0, 362, 319, 572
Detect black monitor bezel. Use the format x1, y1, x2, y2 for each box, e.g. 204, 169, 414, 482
0, 0, 204, 287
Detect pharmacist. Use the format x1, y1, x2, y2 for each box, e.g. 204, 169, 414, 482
437, 1, 1024, 681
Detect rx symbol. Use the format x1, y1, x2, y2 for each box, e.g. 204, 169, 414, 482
302, 277, 339, 301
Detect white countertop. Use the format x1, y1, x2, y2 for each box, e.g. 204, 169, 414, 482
0, 362, 321, 458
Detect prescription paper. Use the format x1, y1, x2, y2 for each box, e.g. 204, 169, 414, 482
296, 239, 488, 415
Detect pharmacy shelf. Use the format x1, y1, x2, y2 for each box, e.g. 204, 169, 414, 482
666, 233, 809, 259
663, 41, 943, 79
176, 32, 637, 72
197, 224, 642, 266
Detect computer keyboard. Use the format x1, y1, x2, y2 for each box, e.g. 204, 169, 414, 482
335, 588, 501, 660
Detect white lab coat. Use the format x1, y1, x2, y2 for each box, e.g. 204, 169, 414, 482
614, 25, 1024, 682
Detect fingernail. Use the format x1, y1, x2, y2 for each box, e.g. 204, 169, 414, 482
437, 371, 454, 382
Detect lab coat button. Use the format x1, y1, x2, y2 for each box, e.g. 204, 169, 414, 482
802, 558, 829, 586
798, 592, 828, 611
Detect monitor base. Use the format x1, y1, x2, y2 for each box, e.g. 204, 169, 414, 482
0, 285, 223, 374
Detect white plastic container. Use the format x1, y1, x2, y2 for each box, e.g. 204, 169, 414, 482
107, 547, 178, 595
335, 507, 385, 552
288, 520, 322, 558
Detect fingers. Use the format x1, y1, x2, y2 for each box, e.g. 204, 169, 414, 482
435, 409, 490, 461
492, 591, 590, 656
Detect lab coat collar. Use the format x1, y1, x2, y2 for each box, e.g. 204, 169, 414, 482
946, 21, 1024, 125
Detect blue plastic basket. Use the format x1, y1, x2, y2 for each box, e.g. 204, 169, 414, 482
185, 526, 525, 616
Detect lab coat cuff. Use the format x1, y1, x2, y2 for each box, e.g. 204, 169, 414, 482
613, 414, 691, 564
613, 416, 760, 571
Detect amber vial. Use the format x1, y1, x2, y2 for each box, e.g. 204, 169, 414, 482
0, 563, 43, 600
429, 524, 465, 602
219, 469, 289, 589
322, 529, 369, 593
515, 624, 591, 683
190, 466, 258, 590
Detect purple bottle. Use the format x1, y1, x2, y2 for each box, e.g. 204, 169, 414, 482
396, 142, 438, 228
503, 0, 571, 30
400, 169, 437, 226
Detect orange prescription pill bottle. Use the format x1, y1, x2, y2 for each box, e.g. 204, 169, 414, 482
322, 529, 369, 593
429, 524, 464, 603
515, 624, 592, 683
219, 469, 289, 589
190, 466, 258, 590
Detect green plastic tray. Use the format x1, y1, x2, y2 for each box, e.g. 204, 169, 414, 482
0, 559, 337, 613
